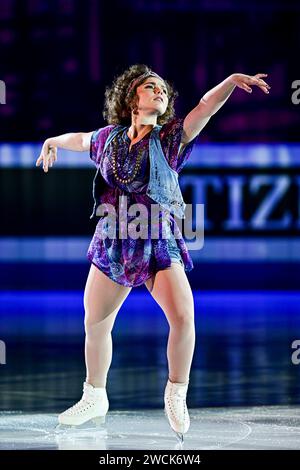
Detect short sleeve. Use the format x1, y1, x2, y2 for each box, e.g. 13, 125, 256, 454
159, 117, 200, 174
90, 124, 116, 165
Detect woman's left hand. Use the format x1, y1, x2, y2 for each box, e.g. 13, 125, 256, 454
230, 73, 271, 94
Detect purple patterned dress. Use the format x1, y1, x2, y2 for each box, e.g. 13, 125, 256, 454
87, 117, 199, 287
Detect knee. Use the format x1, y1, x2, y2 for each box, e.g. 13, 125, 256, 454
84, 306, 117, 335
85, 320, 101, 337
84, 315, 110, 336
168, 307, 195, 330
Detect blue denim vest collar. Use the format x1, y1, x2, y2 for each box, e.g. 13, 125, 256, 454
90, 124, 186, 220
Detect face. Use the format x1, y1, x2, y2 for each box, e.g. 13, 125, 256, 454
134, 77, 169, 115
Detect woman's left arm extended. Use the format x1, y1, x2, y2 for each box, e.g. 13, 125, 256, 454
181, 73, 271, 144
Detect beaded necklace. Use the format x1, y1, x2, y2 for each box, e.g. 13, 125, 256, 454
111, 134, 145, 185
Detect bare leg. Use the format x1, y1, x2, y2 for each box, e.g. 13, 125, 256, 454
83, 264, 132, 388
145, 263, 195, 383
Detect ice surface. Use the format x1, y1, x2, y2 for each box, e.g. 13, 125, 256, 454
1, 405, 300, 450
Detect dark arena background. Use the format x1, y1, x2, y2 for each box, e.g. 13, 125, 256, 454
0, 0, 300, 457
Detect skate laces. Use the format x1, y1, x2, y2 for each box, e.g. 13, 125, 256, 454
164, 380, 190, 434
64, 386, 101, 415
166, 386, 189, 420
67, 395, 95, 413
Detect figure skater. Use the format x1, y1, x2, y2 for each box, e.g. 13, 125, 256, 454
36, 64, 270, 443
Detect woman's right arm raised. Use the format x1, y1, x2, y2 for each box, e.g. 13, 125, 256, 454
35, 131, 93, 173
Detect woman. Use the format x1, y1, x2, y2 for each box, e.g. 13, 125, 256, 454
36, 64, 270, 442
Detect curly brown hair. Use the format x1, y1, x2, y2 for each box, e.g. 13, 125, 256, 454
102, 64, 178, 126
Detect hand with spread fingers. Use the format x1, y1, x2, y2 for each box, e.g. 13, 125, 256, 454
35, 139, 58, 173
230, 73, 271, 94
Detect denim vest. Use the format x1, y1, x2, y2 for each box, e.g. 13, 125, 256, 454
90, 124, 186, 220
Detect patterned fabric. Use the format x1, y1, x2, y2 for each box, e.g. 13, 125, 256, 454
87, 117, 199, 287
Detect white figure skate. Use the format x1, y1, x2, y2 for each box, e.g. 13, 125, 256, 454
164, 378, 190, 444
57, 381, 109, 427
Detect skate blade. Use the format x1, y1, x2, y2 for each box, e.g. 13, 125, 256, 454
174, 430, 184, 444
55, 415, 106, 432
